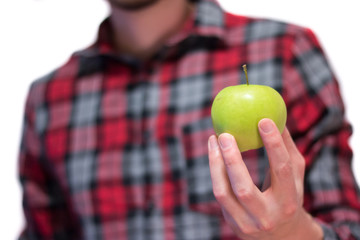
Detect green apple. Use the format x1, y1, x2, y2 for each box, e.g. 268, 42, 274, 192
211, 65, 287, 152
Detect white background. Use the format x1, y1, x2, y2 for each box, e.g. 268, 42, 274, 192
0, 0, 359, 239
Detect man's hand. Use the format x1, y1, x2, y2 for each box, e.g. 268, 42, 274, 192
208, 118, 323, 240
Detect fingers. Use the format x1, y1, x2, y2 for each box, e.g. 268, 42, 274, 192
208, 121, 307, 238
281, 127, 306, 198
208, 135, 234, 207
208, 134, 266, 223
258, 119, 298, 202
208, 135, 247, 215
217, 133, 256, 198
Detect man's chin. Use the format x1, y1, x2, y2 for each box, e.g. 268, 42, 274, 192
108, 0, 160, 11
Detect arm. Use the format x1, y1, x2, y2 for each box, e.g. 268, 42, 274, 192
18, 83, 81, 240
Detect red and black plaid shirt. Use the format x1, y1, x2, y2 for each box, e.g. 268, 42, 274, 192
19, 0, 360, 239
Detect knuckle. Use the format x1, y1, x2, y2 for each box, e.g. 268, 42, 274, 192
283, 202, 298, 217
235, 187, 254, 202
258, 219, 275, 232
223, 151, 239, 167
213, 187, 228, 203
270, 138, 283, 150
297, 156, 306, 172
240, 223, 256, 235
223, 155, 237, 167
275, 162, 292, 178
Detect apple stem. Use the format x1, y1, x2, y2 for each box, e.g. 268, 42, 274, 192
242, 64, 249, 85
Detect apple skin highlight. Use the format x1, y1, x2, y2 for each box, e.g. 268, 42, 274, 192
211, 84, 287, 152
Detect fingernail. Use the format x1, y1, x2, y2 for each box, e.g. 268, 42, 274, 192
208, 135, 219, 150
259, 119, 274, 133
218, 133, 233, 150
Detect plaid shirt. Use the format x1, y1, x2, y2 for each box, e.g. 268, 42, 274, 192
19, 0, 360, 239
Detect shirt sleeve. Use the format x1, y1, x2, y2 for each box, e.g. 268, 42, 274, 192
18, 82, 81, 240
284, 27, 360, 239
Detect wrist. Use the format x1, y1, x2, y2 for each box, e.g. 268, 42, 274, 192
293, 209, 323, 240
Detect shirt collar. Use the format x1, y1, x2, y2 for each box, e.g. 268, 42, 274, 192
75, 0, 227, 58
165, 0, 226, 47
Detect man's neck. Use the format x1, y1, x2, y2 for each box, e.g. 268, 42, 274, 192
109, 0, 193, 60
